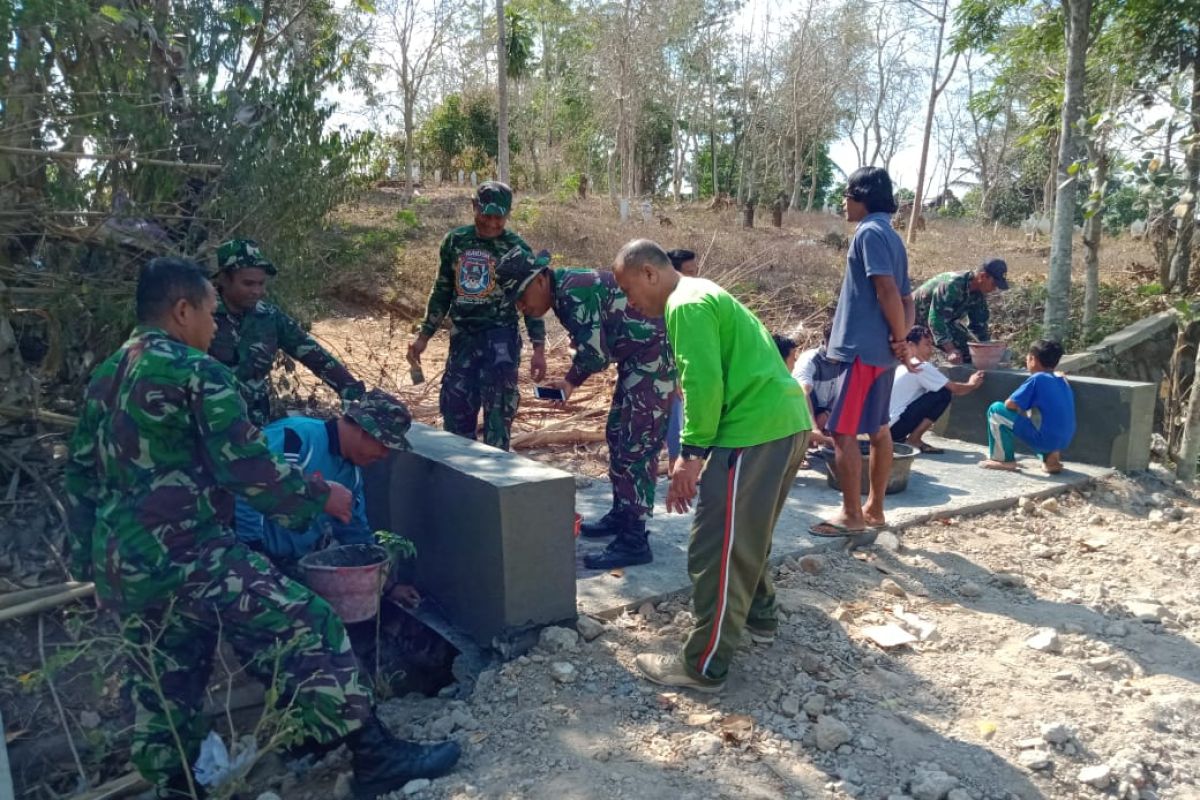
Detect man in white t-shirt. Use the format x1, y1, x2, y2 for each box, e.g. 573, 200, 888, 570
889, 325, 984, 453
790, 328, 837, 448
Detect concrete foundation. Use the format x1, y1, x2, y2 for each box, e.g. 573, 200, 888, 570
363, 423, 577, 646
937, 367, 1155, 472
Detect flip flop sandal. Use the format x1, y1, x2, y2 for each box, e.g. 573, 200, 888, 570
809, 520, 869, 538
917, 444, 945, 455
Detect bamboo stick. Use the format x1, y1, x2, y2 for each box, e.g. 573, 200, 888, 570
0, 584, 95, 623
0, 582, 89, 612
0, 405, 79, 427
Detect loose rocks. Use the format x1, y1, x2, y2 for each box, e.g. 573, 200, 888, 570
1078, 764, 1113, 789
539, 626, 580, 653
575, 615, 607, 641
1026, 628, 1061, 652
909, 767, 959, 800
1018, 751, 1054, 770
815, 715, 852, 751
550, 662, 577, 683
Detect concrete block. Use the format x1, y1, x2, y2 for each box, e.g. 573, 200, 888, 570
363, 423, 577, 646
939, 367, 1154, 472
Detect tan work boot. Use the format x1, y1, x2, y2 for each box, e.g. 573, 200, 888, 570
635, 653, 724, 693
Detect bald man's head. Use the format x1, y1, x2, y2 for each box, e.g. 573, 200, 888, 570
612, 238, 679, 317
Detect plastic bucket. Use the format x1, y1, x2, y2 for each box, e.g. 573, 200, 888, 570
825, 441, 918, 495
968, 341, 1007, 370
299, 543, 390, 623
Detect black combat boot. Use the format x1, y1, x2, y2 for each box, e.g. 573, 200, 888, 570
583, 517, 652, 569
579, 510, 622, 538
349, 715, 461, 799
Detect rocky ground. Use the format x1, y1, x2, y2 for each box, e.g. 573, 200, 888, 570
241, 469, 1200, 800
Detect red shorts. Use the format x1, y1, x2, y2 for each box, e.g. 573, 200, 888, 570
826, 357, 895, 436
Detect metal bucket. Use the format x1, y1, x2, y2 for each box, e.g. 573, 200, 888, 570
825, 441, 918, 495
299, 544, 389, 623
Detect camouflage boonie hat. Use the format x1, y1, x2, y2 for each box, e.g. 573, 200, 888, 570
475, 181, 514, 216
216, 239, 277, 275
345, 389, 412, 451
496, 247, 552, 303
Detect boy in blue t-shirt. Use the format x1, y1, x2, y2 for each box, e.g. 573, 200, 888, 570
982, 339, 1076, 474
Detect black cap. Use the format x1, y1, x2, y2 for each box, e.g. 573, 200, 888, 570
982, 258, 1009, 290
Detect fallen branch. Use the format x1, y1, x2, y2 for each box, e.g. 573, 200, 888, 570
0, 582, 90, 612
512, 429, 606, 448
38, 615, 88, 790
0, 145, 222, 172
0, 584, 95, 622
0, 405, 79, 428
72, 772, 151, 800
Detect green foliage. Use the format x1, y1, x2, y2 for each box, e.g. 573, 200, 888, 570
374, 530, 417, 561
394, 208, 420, 229
418, 93, 506, 177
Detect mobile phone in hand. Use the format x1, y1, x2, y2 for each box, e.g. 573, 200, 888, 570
534, 385, 566, 401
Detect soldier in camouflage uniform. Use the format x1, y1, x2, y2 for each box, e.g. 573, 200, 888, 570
209, 239, 365, 427
496, 249, 675, 569
913, 259, 1009, 364
406, 183, 546, 451
65, 257, 458, 798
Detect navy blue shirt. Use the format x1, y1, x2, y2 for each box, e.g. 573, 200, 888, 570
1011, 371, 1076, 453
827, 212, 911, 367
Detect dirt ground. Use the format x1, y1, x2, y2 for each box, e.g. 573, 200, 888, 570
247, 469, 1200, 800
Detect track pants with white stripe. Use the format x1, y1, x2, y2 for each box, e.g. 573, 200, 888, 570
682, 430, 810, 683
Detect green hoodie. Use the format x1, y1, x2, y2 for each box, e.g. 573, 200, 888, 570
666, 277, 811, 449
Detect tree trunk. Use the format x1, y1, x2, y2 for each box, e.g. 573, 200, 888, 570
1169, 55, 1200, 294
789, 136, 806, 210
805, 143, 819, 211
495, 0, 510, 183
1081, 147, 1109, 338
403, 94, 416, 202
906, 0, 957, 245
1043, 0, 1092, 343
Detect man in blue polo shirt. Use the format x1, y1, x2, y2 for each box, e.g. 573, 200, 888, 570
811, 167, 914, 537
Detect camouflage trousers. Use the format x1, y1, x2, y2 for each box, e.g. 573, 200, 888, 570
605, 352, 674, 521
440, 328, 521, 451
944, 322, 974, 362
121, 542, 372, 787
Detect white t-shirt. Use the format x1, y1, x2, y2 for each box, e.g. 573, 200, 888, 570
888, 360, 950, 424
791, 347, 821, 388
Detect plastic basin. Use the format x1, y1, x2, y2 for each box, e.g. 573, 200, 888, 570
299, 543, 389, 623
825, 441, 918, 495
968, 341, 1007, 370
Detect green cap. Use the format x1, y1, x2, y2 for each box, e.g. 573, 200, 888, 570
216, 239, 277, 275
476, 181, 514, 216
496, 247, 552, 303
345, 389, 412, 451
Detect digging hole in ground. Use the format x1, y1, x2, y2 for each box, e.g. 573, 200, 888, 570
344, 599, 462, 698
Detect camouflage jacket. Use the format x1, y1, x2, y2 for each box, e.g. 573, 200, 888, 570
418, 225, 546, 344
64, 326, 331, 612
913, 270, 990, 347
209, 296, 364, 427
550, 268, 673, 386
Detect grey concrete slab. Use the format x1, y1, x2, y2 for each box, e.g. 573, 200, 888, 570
938, 367, 1155, 472
574, 434, 1110, 618
364, 423, 577, 646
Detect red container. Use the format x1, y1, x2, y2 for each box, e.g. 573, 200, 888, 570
574, 513, 582, 538
299, 544, 390, 623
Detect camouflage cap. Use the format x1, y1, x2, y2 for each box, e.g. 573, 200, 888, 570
496, 247, 552, 303
345, 389, 412, 451
475, 181, 514, 216
216, 239, 277, 275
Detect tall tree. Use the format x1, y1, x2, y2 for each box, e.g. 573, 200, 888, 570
905, 0, 961, 243
496, 0, 510, 182
1042, 0, 1093, 341
374, 0, 455, 199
